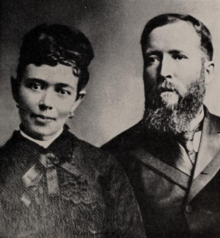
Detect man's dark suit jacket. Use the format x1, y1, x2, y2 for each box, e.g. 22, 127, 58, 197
0, 127, 146, 238
102, 109, 220, 238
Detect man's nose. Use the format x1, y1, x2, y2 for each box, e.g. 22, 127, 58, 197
160, 55, 173, 80
39, 90, 54, 110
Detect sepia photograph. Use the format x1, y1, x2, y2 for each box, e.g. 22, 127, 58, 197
1, 0, 220, 237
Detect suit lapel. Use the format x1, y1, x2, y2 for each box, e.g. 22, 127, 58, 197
193, 111, 220, 178
187, 110, 220, 202
132, 147, 190, 189
132, 131, 193, 187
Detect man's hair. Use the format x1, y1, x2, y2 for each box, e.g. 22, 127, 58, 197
141, 13, 213, 60
16, 24, 94, 94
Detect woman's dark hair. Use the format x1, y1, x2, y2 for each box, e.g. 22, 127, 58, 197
16, 24, 94, 94
141, 13, 213, 60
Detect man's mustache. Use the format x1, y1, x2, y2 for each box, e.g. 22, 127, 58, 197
156, 81, 179, 94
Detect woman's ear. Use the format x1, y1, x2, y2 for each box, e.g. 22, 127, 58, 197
69, 90, 86, 118
77, 89, 86, 100
11, 77, 20, 103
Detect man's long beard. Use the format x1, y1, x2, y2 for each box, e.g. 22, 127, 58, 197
142, 70, 206, 135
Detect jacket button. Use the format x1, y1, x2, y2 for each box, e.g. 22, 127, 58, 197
185, 205, 193, 214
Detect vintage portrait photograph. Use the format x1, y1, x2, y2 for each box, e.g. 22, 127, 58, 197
1, 0, 220, 237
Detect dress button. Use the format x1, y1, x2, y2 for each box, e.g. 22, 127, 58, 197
185, 205, 193, 214
88, 223, 98, 234
46, 153, 55, 159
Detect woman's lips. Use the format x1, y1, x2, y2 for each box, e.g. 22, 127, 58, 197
32, 114, 56, 123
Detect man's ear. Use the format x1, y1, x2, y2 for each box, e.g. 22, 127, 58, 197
11, 77, 20, 103
69, 89, 86, 117
204, 60, 215, 85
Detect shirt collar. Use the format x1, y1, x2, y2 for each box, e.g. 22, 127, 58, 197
189, 106, 204, 131
19, 128, 63, 148
189, 106, 204, 153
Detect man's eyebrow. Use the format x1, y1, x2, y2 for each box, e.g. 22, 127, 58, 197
145, 50, 161, 56
168, 50, 186, 54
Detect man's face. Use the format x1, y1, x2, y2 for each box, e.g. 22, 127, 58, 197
17, 63, 83, 140
143, 20, 206, 107
142, 20, 213, 133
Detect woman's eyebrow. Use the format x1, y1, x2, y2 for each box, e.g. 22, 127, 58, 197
24, 78, 48, 85
55, 83, 75, 90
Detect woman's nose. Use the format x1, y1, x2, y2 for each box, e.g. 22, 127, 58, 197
39, 90, 54, 110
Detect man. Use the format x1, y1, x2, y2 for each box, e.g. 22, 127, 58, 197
0, 24, 146, 238
103, 14, 220, 238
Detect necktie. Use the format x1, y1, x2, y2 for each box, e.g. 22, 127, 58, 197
181, 131, 196, 164
178, 123, 202, 164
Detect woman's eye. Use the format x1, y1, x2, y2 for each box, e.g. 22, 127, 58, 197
57, 89, 71, 96
173, 54, 187, 60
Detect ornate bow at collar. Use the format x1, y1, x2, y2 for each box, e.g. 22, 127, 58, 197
21, 153, 82, 207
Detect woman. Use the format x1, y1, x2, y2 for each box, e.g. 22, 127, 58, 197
0, 24, 146, 238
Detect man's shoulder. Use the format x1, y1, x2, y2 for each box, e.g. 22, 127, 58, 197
68, 130, 113, 158
101, 121, 144, 155
66, 130, 122, 171
205, 110, 220, 131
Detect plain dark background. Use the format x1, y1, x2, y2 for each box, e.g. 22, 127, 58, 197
1, 0, 220, 146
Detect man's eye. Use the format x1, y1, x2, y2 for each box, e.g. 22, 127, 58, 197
172, 54, 187, 60
145, 56, 160, 65
29, 83, 42, 91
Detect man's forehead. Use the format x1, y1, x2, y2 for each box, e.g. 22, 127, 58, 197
144, 21, 201, 54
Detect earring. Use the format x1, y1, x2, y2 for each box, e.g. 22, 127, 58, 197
69, 112, 74, 119
16, 104, 19, 108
